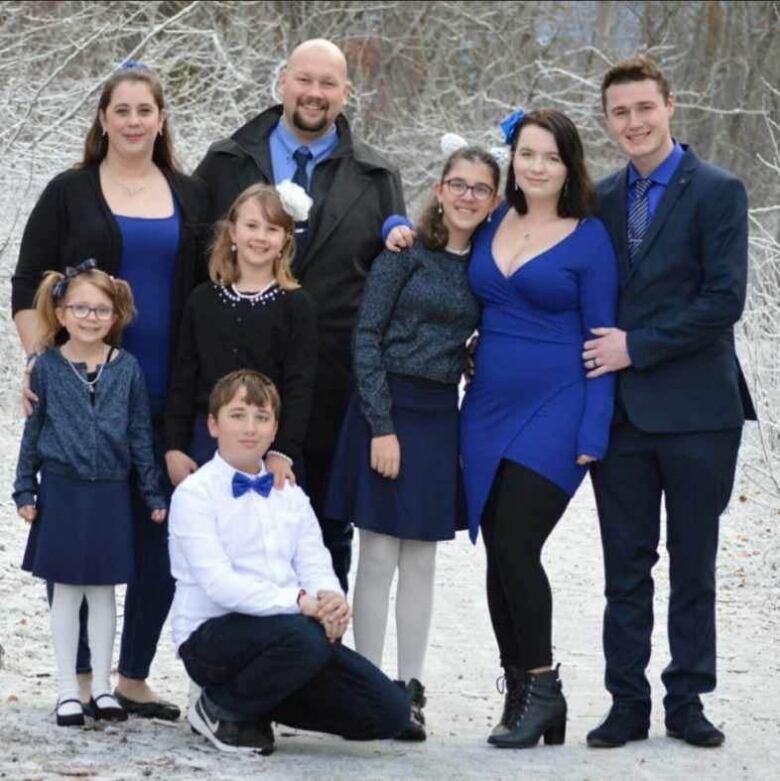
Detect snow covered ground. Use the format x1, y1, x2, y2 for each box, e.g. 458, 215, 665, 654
0, 424, 778, 780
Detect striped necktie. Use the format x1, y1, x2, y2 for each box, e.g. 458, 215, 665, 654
628, 177, 652, 264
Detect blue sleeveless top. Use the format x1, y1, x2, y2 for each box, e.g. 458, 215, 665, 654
116, 200, 180, 408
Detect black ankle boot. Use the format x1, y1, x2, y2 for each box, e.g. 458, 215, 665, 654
395, 679, 427, 741
488, 666, 525, 741
488, 666, 567, 748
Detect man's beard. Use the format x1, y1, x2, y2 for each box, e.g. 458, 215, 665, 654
292, 102, 329, 133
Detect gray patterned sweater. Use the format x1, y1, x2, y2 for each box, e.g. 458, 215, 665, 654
13, 348, 165, 510
353, 244, 480, 436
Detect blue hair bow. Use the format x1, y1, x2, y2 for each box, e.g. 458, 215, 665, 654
120, 59, 148, 71
52, 258, 98, 300
500, 109, 526, 145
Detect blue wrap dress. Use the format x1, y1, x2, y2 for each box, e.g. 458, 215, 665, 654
461, 202, 619, 541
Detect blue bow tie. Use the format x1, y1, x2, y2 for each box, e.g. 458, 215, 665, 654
232, 472, 274, 498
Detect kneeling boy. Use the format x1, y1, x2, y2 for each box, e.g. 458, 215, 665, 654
169, 370, 408, 754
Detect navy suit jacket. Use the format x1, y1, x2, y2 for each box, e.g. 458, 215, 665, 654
597, 147, 756, 433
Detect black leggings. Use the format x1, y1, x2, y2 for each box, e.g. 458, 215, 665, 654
482, 460, 570, 671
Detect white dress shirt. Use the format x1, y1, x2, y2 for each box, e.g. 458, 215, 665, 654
168, 451, 342, 649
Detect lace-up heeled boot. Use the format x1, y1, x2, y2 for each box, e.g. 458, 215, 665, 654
488, 665, 567, 748
488, 665, 525, 741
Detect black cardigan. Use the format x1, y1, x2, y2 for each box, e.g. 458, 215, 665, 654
12, 163, 210, 375
164, 282, 318, 462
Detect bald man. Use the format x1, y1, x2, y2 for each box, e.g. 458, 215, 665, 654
193, 39, 405, 590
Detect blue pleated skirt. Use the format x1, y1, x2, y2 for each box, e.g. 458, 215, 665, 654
21, 469, 135, 585
325, 374, 466, 541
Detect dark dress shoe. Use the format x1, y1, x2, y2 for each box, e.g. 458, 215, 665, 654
114, 689, 181, 721
587, 702, 650, 748
666, 705, 724, 747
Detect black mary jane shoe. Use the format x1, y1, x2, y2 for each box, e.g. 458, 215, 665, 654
113, 689, 180, 721
56, 698, 85, 728
89, 693, 128, 722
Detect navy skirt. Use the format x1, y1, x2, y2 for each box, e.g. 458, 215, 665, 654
21, 469, 135, 585
325, 374, 466, 541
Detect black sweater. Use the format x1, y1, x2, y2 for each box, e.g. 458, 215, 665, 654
164, 282, 318, 462
12, 164, 210, 371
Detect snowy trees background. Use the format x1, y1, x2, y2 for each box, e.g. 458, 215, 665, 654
1, 0, 778, 502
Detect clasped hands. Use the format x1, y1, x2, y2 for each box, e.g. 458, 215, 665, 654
299, 590, 351, 642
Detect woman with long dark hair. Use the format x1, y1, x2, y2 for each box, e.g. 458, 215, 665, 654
461, 109, 617, 747
12, 63, 208, 720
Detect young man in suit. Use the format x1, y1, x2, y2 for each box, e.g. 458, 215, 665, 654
195, 39, 405, 591
582, 56, 756, 749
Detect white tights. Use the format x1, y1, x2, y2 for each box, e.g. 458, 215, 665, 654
352, 529, 437, 683
50, 584, 116, 710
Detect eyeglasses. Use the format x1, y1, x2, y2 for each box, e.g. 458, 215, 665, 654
63, 304, 115, 321
442, 178, 495, 201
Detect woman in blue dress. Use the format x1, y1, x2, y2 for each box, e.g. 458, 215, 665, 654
12, 64, 207, 719
463, 110, 617, 748
385, 110, 618, 748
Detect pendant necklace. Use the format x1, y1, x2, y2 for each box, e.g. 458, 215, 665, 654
102, 163, 151, 197
65, 346, 109, 392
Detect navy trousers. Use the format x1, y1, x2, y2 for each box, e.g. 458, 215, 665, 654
179, 613, 409, 739
590, 422, 741, 714
50, 414, 175, 679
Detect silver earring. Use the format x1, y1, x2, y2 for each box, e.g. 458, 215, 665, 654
230, 243, 236, 253
437, 202, 443, 216
487, 211, 492, 223
515, 181, 520, 191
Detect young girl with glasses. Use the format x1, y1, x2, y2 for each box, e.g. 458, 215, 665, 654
13, 261, 166, 727
326, 146, 500, 740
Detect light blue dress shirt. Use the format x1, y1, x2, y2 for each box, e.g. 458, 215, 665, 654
268, 118, 339, 186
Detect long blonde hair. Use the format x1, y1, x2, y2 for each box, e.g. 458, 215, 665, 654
34, 267, 136, 348
209, 184, 300, 290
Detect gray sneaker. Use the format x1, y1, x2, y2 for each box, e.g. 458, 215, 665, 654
188, 693, 274, 755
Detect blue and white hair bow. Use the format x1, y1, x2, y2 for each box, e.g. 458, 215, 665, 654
52, 258, 98, 300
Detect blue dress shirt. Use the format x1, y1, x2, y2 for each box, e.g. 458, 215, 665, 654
626, 140, 685, 220
269, 118, 339, 185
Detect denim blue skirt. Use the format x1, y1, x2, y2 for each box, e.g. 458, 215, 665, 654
325, 374, 466, 541
21, 468, 135, 585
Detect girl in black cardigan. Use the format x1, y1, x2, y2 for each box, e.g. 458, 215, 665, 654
164, 182, 317, 489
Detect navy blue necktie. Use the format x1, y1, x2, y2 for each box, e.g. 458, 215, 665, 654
232, 472, 274, 498
628, 178, 652, 264
291, 146, 313, 192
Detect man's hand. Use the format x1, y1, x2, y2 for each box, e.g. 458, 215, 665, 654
576, 454, 597, 466
386, 225, 416, 253
582, 327, 631, 378
371, 434, 401, 479
151, 508, 167, 523
165, 450, 198, 486
17, 505, 36, 523
266, 453, 296, 489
